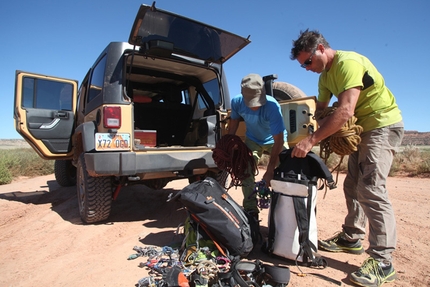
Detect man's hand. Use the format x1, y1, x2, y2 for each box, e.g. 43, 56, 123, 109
262, 169, 274, 187
291, 136, 314, 158
265, 132, 284, 185
291, 87, 360, 158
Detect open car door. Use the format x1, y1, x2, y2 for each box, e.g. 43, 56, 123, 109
14, 71, 78, 159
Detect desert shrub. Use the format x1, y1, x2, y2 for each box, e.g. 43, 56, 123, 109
0, 148, 54, 182
401, 145, 421, 164
318, 145, 430, 177
393, 145, 419, 174
321, 153, 348, 173
390, 155, 402, 176
391, 145, 430, 176
0, 161, 12, 184
417, 158, 430, 174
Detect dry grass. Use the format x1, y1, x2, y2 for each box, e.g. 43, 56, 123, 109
0, 148, 54, 185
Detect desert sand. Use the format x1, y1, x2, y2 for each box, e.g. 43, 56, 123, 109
0, 170, 429, 286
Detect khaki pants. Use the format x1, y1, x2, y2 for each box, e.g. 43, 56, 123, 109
342, 121, 404, 264
241, 138, 280, 213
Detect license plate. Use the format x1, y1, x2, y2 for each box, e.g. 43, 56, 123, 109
95, 133, 131, 151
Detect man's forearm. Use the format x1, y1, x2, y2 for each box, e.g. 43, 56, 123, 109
228, 118, 240, 135
267, 134, 284, 171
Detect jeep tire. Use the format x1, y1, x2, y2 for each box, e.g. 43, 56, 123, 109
54, 160, 77, 187
77, 154, 112, 224
272, 82, 306, 101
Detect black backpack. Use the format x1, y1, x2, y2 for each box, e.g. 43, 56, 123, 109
169, 177, 260, 258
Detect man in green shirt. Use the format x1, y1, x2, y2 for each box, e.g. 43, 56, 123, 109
290, 29, 404, 287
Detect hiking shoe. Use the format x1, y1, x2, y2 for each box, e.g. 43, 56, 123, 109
318, 231, 364, 254
350, 257, 397, 287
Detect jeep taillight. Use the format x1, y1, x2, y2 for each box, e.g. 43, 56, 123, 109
103, 106, 121, 128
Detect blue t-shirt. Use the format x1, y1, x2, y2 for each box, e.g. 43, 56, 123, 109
231, 95, 286, 145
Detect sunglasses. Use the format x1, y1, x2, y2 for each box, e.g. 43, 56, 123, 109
301, 49, 316, 68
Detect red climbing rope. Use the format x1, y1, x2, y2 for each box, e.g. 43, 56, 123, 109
212, 134, 258, 189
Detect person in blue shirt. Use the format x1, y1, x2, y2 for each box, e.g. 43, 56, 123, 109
228, 73, 287, 219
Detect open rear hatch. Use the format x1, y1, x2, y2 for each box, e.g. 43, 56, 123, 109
128, 3, 250, 64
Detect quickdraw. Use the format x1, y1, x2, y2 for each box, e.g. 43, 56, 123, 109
135, 245, 238, 287
129, 246, 165, 260
137, 276, 158, 287
253, 180, 272, 209
196, 260, 219, 279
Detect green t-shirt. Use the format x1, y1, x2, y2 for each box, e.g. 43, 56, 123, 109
318, 50, 402, 132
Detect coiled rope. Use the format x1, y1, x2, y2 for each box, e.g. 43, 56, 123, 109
316, 102, 363, 191
212, 134, 258, 189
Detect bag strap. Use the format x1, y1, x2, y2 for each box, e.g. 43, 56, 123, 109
262, 264, 290, 285
292, 184, 327, 269
292, 193, 314, 263
222, 194, 248, 224
231, 260, 261, 287
264, 192, 280, 253
217, 259, 290, 287
224, 193, 262, 245
189, 213, 229, 258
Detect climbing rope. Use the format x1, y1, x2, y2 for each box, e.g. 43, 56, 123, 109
317, 102, 363, 159
212, 134, 258, 189
316, 102, 363, 192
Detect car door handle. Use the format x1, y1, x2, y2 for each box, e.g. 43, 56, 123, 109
40, 118, 61, 129
57, 111, 68, 118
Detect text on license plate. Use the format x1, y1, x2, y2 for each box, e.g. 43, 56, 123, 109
95, 133, 131, 151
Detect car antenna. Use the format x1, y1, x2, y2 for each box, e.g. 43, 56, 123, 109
151, 1, 156, 11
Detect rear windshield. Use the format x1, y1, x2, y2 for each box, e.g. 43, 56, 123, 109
130, 7, 250, 63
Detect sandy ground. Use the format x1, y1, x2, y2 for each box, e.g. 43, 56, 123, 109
0, 170, 429, 287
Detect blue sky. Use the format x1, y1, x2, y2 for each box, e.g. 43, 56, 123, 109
2, 0, 429, 139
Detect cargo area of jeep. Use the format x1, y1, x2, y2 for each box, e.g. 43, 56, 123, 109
13, 3, 316, 224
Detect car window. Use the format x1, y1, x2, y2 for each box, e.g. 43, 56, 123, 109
76, 73, 90, 122
88, 55, 107, 103
198, 78, 220, 109
22, 77, 73, 111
